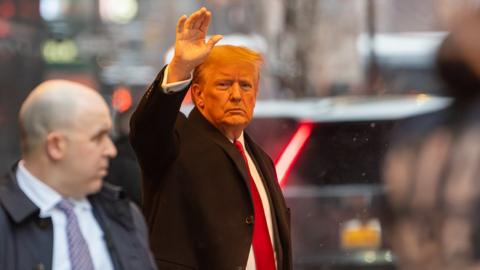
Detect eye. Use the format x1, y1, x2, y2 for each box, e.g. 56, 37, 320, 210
92, 131, 109, 143
216, 81, 230, 90
92, 134, 103, 143
240, 81, 252, 90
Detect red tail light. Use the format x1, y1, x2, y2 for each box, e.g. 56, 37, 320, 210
275, 122, 313, 187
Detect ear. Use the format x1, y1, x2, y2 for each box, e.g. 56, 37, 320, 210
191, 83, 205, 109
45, 132, 67, 161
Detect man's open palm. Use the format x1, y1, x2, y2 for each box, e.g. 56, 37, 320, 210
171, 7, 223, 78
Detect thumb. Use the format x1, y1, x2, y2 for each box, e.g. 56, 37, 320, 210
206, 35, 223, 50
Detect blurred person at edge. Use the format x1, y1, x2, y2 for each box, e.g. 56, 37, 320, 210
130, 7, 292, 270
383, 12, 480, 270
0, 80, 157, 270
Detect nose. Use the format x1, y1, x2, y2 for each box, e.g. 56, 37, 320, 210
105, 137, 117, 158
230, 83, 242, 101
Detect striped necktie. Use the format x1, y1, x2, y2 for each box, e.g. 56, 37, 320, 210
56, 199, 95, 270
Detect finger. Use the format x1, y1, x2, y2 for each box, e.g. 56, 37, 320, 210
184, 13, 195, 29
185, 8, 204, 29
193, 8, 208, 29
199, 11, 212, 32
176, 15, 187, 34
193, 13, 205, 29
206, 35, 223, 49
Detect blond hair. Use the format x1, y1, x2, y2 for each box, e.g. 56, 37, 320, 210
192, 45, 263, 85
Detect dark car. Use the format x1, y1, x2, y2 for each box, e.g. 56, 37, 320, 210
246, 95, 451, 270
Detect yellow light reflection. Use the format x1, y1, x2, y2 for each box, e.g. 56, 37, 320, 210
416, 93, 430, 104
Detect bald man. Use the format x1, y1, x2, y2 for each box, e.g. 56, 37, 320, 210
0, 80, 157, 270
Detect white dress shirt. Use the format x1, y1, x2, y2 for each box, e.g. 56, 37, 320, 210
162, 66, 277, 269
16, 161, 114, 270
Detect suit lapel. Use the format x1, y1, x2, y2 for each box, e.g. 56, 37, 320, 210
244, 135, 287, 269
244, 134, 276, 189
88, 186, 134, 270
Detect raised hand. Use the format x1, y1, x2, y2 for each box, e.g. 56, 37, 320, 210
168, 7, 223, 83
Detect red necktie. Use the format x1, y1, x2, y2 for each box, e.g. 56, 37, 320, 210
234, 140, 276, 270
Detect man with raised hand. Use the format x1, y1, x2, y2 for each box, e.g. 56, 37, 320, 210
130, 7, 292, 270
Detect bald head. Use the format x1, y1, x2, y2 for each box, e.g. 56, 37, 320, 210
19, 80, 108, 155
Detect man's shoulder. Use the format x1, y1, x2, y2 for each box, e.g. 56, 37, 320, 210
90, 183, 132, 211
0, 174, 14, 232
0, 168, 34, 223
244, 132, 272, 159
98, 182, 126, 199
89, 183, 140, 225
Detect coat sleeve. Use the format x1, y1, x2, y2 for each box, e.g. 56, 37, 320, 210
0, 207, 13, 269
129, 66, 190, 181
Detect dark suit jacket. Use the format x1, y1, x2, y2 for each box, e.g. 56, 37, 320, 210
130, 67, 292, 270
0, 164, 157, 270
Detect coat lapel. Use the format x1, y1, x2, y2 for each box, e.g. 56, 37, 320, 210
0, 163, 54, 270
0, 165, 39, 223
88, 184, 135, 270
245, 135, 292, 270
244, 134, 277, 190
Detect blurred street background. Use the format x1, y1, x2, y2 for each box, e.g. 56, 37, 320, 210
0, 0, 472, 170
1, 1, 478, 269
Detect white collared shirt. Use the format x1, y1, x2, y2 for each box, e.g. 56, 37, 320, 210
16, 161, 114, 270
162, 68, 277, 269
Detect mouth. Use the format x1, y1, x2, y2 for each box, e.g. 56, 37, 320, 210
226, 108, 246, 114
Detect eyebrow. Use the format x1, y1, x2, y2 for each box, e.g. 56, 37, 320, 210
215, 71, 254, 78
91, 126, 111, 138
214, 77, 253, 82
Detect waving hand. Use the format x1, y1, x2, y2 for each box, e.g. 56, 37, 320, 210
168, 7, 223, 82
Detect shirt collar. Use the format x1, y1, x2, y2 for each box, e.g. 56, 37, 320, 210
16, 161, 91, 216
230, 132, 245, 145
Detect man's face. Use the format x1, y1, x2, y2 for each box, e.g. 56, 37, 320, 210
60, 103, 117, 198
195, 61, 259, 137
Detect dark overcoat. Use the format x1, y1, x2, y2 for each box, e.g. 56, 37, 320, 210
130, 67, 292, 270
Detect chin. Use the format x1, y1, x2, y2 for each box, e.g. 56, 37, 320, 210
225, 116, 251, 126
88, 179, 104, 195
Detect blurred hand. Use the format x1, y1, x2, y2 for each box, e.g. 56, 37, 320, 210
168, 7, 223, 83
